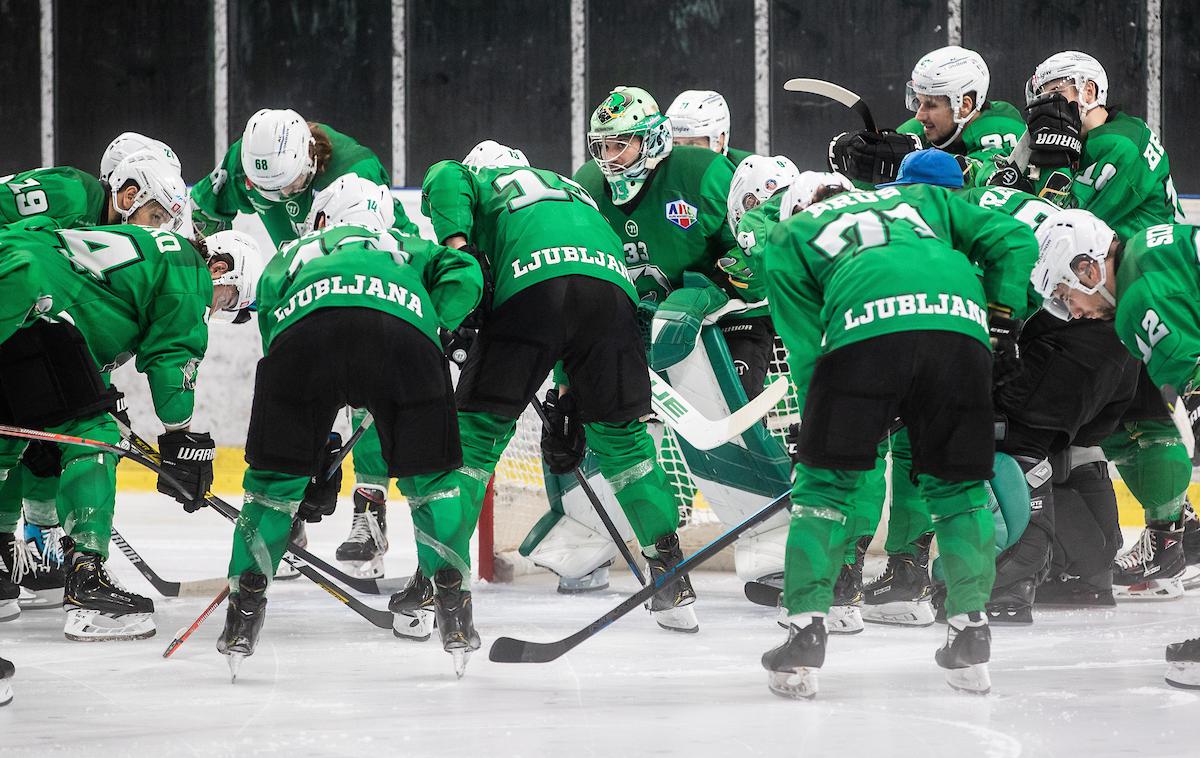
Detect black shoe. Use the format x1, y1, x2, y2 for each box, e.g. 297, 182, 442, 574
388, 570, 434, 641
336, 488, 389, 578
1034, 572, 1115, 607
1166, 637, 1200, 689
217, 571, 269, 680
0, 533, 19, 622
936, 611, 991, 694
1113, 521, 1186, 598
828, 536, 870, 634
762, 617, 827, 699
986, 578, 1034, 624
433, 569, 481, 677
863, 533, 935, 626
643, 532, 698, 633
62, 538, 155, 640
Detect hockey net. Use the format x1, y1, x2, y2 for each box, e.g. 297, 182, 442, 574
477, 335, 800, 581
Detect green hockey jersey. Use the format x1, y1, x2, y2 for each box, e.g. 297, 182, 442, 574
258, 224, 482, 353
1114, 224, 1200, 392
727, 147, 755, 168
724, 191, 784, 307
765, 184, 1038, 410
898, 100, 1026, 157
573, 145, 737, 303
0, 167, 107, 229
190, 123, 419, 246
0, 221, 212, 427
1072, 111, 1185, 241
421, 161, 635, 308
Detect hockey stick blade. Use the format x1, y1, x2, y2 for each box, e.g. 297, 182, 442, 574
649, 371, 788, 451
783, 78, 877, 132
743, 581, 782, 607
1163, 385, 1196, 459
110, 528, 228, 598
489, 490, 792, 663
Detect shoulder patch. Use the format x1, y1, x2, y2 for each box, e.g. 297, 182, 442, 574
665, 199, 698, 230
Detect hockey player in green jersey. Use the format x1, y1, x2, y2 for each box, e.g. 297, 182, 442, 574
666, 90, 755, 167
219, 176, 482, 677
759, 179, 1038, 697
0, 221, 251, 641
421, 143, 701, 633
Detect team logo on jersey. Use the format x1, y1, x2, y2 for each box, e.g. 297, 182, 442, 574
625, 220, 639, 237
665, 199, 698, 230
285, 200, 301, 217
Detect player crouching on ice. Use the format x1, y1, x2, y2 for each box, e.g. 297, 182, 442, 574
1029, 210, 1200, 687
219, 176, 483, 678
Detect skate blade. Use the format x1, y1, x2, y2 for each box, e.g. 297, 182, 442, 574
1115, 576, 1184, 600
826, 605, 864, 635
274, 563, 301, 581
767, 667, 819, 699
0, 682, 11, 707
227, 652, 245, 683
338, 556, 385, 579
64, 609, 156, 641
1180, 565, 1200, 591
863, 600, 936, 627
945, 663, 991, 695
985, 607, 1032, 625
17, 587, 64, 608
392, 609, 434, 641
652, 604, 699, 634
450, 647, 472, 679
0, 599, 19, 622
1165, 661, 1200, 689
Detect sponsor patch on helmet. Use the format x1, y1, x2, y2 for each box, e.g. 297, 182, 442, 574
665, 199, 698, 230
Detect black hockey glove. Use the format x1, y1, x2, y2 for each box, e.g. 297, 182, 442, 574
298, 432, 343, 523
461, 244, 493, 328
157, 430, 215, 512
1024, 93, 1082, 169
440, 326, 477, 368
828, 129, 921, 185
784, 423, 802, 465
988, 306, 1024, 387
540, 388, 586, 475
985, 157, 1035, 195
111, 388, 131, 430
21, 441, 63, 479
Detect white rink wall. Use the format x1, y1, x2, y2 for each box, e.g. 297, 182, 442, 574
114, 195, 1200, 446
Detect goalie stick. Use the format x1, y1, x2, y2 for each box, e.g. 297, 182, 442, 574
489, 490, 792, 663
649, 369, 788, 451
783, 78, 877, 132
110, 528, 227, 598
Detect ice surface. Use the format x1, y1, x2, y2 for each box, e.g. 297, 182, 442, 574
1, 492, 1197, 757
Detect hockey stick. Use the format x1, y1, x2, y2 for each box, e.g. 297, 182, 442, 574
529, 398, 647, 585
327, 412, 374, 481
162, 586, 229, 658
489, 490, 792, 663
648, 370, 788, 451
743, 580, 782, 607
1162, 385, 1196, 459
783, 78, 877, 132
110, 528, 228, 598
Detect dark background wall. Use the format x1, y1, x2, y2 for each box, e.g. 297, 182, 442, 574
2, 0, 1194, 192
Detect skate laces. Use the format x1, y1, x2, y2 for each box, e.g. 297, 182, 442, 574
16, 525, 65, 581
1116, 528, 1155, 570
346, 508, 386, 550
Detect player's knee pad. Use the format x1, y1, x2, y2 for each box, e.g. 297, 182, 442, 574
988, 452, 1031, 552
0, 320, 119, 428
1048, 446, 1119, 578
993, 455, 1052, 589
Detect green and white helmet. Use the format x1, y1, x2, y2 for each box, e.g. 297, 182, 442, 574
587, 86, 673, 179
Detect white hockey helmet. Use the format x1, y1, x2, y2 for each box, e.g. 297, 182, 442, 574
779, 171, 855, 220
1032, 209, 1117, 320
107, 151, 189, 231
306, 175, 395, 234
205, 230, 263, 315
666, 90, 732, 154
99, 132, 181, 186
240, 108, 317, 201
1026, 51, 1109, 113
463, 140, 530, 171
905, 46, 990, 147
726, 154, 801, 233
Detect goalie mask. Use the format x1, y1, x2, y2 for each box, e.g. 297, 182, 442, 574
1026, 51, 1109, 114
99, 132, 181, 187
463, 140, 530, 171
1032, 209, 1117, 320
905, 45, 990, 148
108, 151, 189, 232
305, 175, 395, 234
726, 154, 800, 234
779, 171, 854, 220
205, 230, 263, 320
666, 90, 731, 154
587, 86, 673, 180
241, 108, 317, 202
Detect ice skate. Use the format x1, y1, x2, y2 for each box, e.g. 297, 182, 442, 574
986, 579, 1034, 624
557, 562, 611, 594
826, 536, 869, 634
17, 522, 66, 608
936, 611, 991, 694
388, 569, 434, 641
1178, 503, 1200, 590
62, 539, 155, 641
0, 655, 13, 707
643, 532, 698, 633
336, 487, 388, 579
432, 568, 480, 678
762, 616, 826, 699
275, 518, 306, 580
1113, 522, 1185, 600
1165, 637, 1200, 689
863, 533, 934, 626
217, 571, 269, 683
1035, 572, 1115, 607
0, 532, 20, 622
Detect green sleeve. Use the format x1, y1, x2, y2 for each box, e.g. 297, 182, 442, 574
764, 223, 824, 413
699, 156, 738, 258
723, 210, 773, 305
253, 255, 290, 354
402, 235, 484, 331
421, 161, 478, 244
943, 192, 1038, 313
1116, 275, 1200, 392
135, 262, 213, 428
1073, 134, 1146, 235
190, 143, 252, 236
897, 118, 925, 143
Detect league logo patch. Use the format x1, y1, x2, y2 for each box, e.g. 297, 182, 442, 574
665, 199, 698, 230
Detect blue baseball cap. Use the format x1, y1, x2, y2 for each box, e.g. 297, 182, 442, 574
877, 148, 964, 189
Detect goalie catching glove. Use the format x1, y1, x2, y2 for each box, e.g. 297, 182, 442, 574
1024, 93, 1082, 169
157, 430, 215, 512
540, 388, 586, 475
298, 432, 343, 523
828, 129, 921, 185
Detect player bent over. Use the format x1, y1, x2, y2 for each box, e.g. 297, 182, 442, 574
219, 177, 482, 677
421, 144, 699, 632
760, 182, 1037, 697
